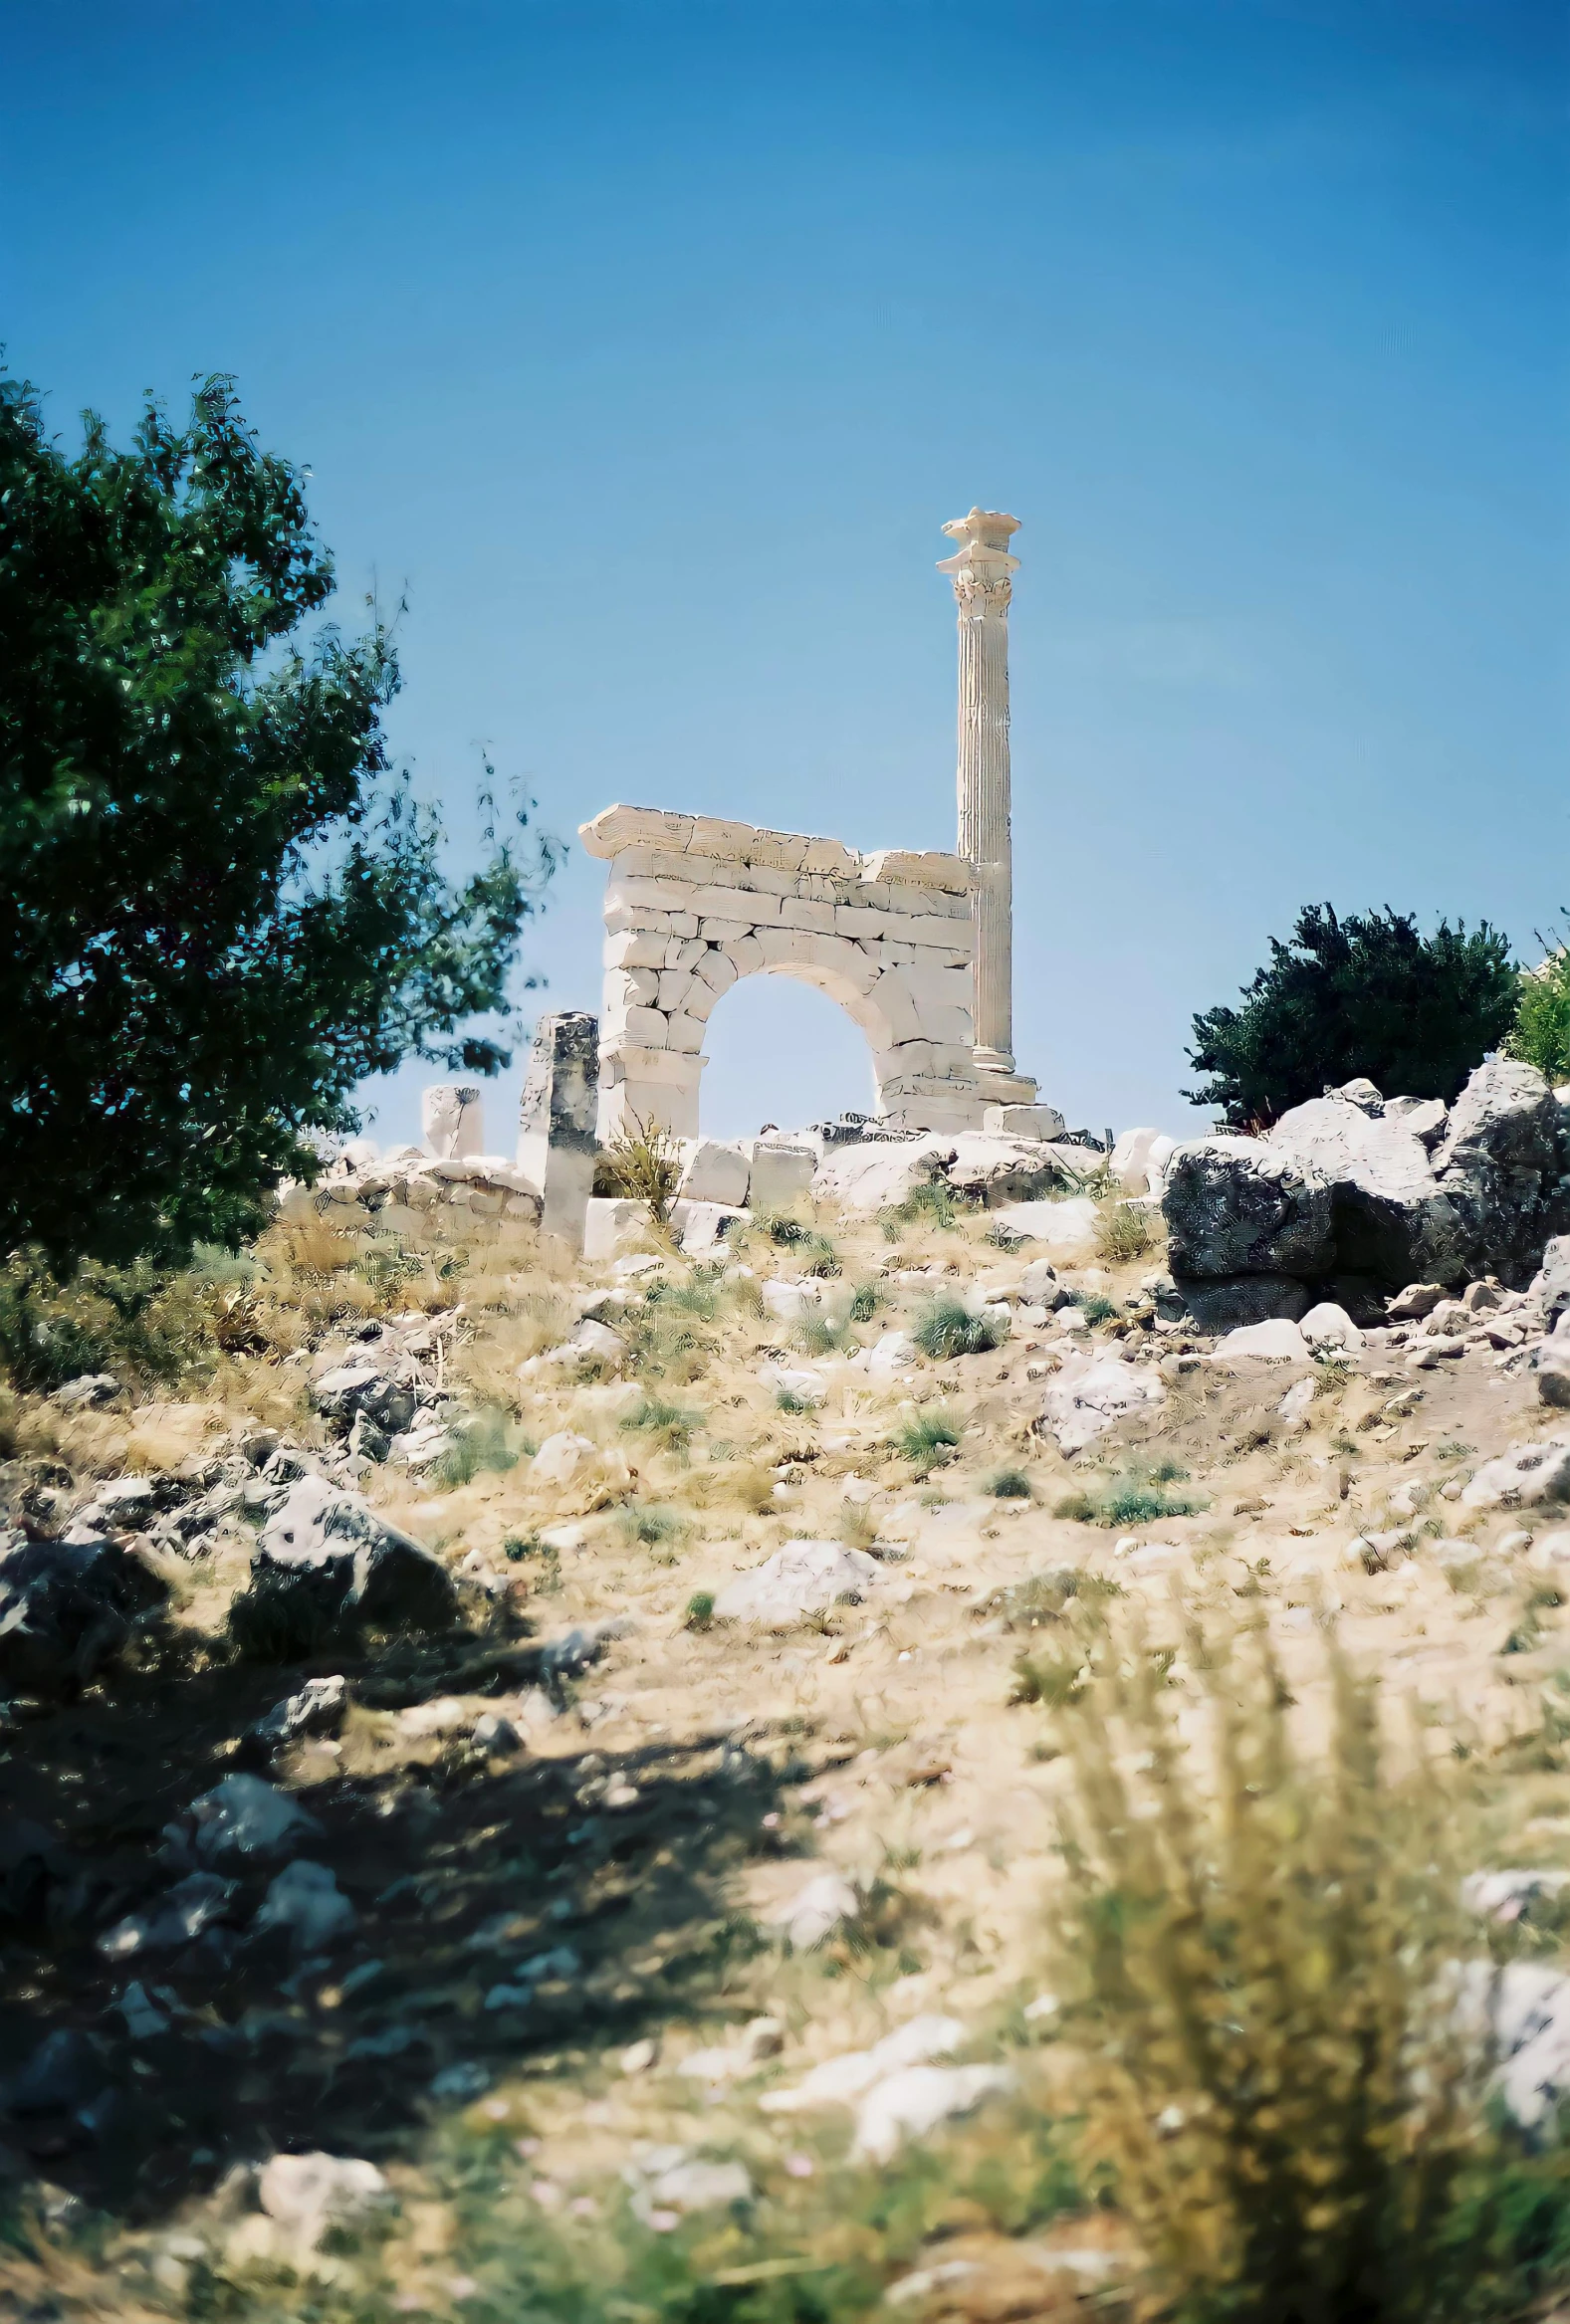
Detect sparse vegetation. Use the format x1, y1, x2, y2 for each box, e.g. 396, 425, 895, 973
1048, 1609, 1570, 2323
1055, 1456, 1205, 1528
1509, 924, 1570, 1087
892, 1408, 963, 1475
988, 1467, 1032, 1498
912, 1296, 1006, 1360
600, 1113, 684, 1226
1095, 1200, 1154, 1265
880, 1180, 971, 1238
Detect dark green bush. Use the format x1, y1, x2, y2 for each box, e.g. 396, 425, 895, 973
1187, 903, 1517, 1128
912, 1298, 1005, 1361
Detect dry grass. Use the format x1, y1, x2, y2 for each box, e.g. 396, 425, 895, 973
1046, 1606, 1570, 2324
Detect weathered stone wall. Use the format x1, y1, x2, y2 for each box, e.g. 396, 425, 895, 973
579, 804, 989, 1140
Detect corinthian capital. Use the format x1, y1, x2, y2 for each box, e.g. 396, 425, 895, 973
937, 507, 1019, 616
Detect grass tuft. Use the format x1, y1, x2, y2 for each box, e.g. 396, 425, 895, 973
987, 1467, 1032, 1499
892, 1409, 963, 1476
1094, 1201, 1154, 1265
1054, 1457, 1205, 1529
599, 1113, 683, 1226
912, 1297, 1006, 1361
1048, 1607, 1570, 2324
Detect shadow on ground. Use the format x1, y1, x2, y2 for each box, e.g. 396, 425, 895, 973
0, 1621, 799, 2227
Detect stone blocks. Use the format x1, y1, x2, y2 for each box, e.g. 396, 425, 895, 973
581, 804, 993, 1140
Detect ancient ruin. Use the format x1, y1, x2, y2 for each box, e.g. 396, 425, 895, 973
581, 511, 1060, 1143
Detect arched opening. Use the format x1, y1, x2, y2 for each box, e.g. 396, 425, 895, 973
698, 970, 877, 1138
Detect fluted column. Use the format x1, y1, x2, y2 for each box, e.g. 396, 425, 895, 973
938, 508, 1020, 1077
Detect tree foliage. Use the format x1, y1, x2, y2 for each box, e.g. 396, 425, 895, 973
1185, 904, 1517, 1129
1507, 926, 1570, 1089
0, 367, 555, 1271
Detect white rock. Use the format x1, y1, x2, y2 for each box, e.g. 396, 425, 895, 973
678, 1139, 753, 1208
1110, 1127, 1166, 1194
529, 1432, 598, 1488
1461, 1438, 1570, 1511
1278, 1377, 1317, 1427
675, 1200, 747, 1253
258, 2152, 391, 2250
766, 1868, 860, 1950
628, 2154, 752, 2221
190, 1776, 319, 1865
748, 1143, 816, 1211
252, 1861, 356, 1953
1214, 1319, 1309, 1363
583, 1197, 648, 1264
1298, 1302, 1364, 1354
1454, 1960, 1570, 2130
760, 1364, 829, 1405
856, 1330, 918, 1383
991, 1197, 1100, 1263
1529, 1531, 1570, 1568
1039, 1352, 1166, 1455
763, 1279, 818, 1322
759, 2014, 967, 2113
713, 1541, 881, 1626
852, 2063, 1012, 2162
397, 1695, 472, 1738
1462, 1869, 1570, 1922
812, 1139, 953, 1216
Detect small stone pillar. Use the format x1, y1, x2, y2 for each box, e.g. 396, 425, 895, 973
938, 509, 1037, 1106
422, 1082, 484, 1159
517, 1012, 599, 1252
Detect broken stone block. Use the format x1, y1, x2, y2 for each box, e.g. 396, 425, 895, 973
516, 1011, 598, 1252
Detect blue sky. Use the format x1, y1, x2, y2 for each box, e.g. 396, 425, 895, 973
6, 1, 1568, 1148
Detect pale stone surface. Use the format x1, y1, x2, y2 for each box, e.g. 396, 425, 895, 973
516, 1012, 598, 1253
677, 1139, 752, 1208
992, 1197, 1101, 1262
422, 1083, 484, 1159
1214, 1318, 1311, 1362
583, 1198, 647, 1264
748, 1142, 816, 1211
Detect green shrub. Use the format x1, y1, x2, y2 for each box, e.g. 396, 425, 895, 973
797, 1232, 842, 1279
684, 1589, 715, 1630
1186, 903, 1518, 1128
599, 1113, 683, 1225
1049, 1610, 1570, 2324
0, 1249, 219, 1392
848, 1280, 881, 1323
1055, 1457, 1204, 1529
912, 1297, 1005, 1361
988, 1467, 1032, 1499
430, 1405, 528, 1487
1509, 931, 1570, 1086
892, 1409, 963, 1476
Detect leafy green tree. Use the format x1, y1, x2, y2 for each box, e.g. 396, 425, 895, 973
1508, 926, 1570, 1088
1185, 904, 1517, 1129
1, 367, 555, 1272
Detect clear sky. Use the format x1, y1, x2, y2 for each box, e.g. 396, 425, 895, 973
6, 1, 1568, 1151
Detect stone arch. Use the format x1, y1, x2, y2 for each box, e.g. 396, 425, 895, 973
579, 804, 989, 1141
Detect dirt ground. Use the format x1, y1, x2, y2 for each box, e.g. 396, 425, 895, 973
3, 1190, 1569, 2318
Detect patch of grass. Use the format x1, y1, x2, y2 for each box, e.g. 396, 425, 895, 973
619, 1394, 703, 1449
797, 1232, 842, 1279
0, 1249, 221, 1392
879, 1180, 972, 1239
796, 1311, 851, 1358
847, 1280, 881, 1323
1077, 1293, 1118, 1326
988, 1467, 1032, 1499
615, 1502, 690, 1552
1095, 1201, 1154, 1265
755, 1208, 809, 1244
430, 1405, 529, 1488
912, 1297, 1006, 1360
775, 1388, 817, 1414
1437, 1439, 1474, 1461
599, 1112, 683, 1226
892, 1409, 963, 1476
684, 1588, 715, 1630
1050, 1608, 1570, 2324
1054, 1457, 1205, 1529
1010, 1643, 1090, 1707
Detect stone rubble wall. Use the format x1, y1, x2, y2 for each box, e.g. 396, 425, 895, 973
578, 804, 990, 1141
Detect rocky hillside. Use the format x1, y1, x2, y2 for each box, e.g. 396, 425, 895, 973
4, 1099, 1570, 2322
